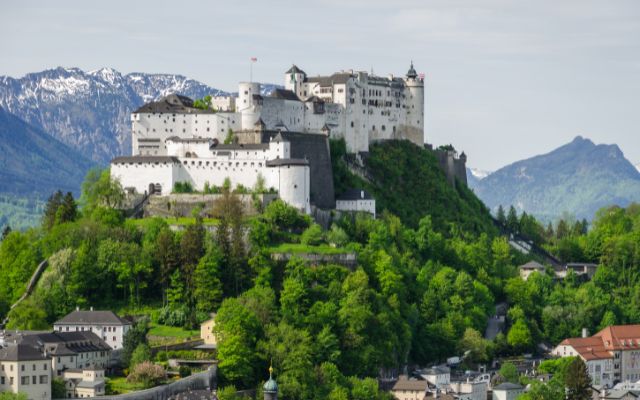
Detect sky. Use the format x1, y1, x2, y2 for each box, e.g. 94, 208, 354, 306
2, 0, 639, 171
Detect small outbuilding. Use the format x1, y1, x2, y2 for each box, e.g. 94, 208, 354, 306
336, 188, 376, 218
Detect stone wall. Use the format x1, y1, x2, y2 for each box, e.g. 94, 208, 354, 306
53, 367, 217, 400
144, 193, 278, 218
430, 148, 468, 186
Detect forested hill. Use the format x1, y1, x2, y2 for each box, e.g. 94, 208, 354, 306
332, 139, 497, 235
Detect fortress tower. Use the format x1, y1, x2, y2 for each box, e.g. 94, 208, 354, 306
284, 65, 307, 99
402, 62, 425, 145
238, 81, 261, 128
263, 365, 278, 400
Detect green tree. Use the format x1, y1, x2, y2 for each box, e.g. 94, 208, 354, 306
300, 223, 323, 246
122, 318, 149, 368
0, 393, 28, 400
6, 299, 48, 330
130, 343, 151, 368
565, 357, 592, 400
507, 319, 533, 352
52, 377, 66, 398
499, 362, 519, 383
496, 205, 506, 225
507, 206, 519, 233
80, 168, 124, 213
458, 327, 491, 363
194, 243, 224, 314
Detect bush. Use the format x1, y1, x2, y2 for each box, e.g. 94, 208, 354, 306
127, 361, 166, 388
301, 223, 324, 246
179, 365, 192, 377
173, 181, 194, 193
156, 305, 188, 327
327, 224, 349, 247
130, 343, 151, 368
264, 200, 310, 232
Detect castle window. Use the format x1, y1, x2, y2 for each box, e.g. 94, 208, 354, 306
350, 121, 354, 127
382, 125, 386, 131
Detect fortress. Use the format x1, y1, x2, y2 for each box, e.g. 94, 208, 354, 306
111, 63, 465, 213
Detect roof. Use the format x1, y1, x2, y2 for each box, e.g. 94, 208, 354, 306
20, 331, 112, 354
407, 62, 418, 79
271, 89, 300, 101
134, 94, 215, 114
337, 188, 374, 201
558, 336, 614, 361
112, 156, 180, 164
55, 310, 130, 326
77, 380, 105, 389
306, 72, 354, 86
0, 344, 49, 361
272, 132, 288, 143
519, 261, 545, 271
286, 65, 306, 75
265, 158, 309, 167
494, 383, 524, 390
594, 325, 640, 351
391, 378, 428, 392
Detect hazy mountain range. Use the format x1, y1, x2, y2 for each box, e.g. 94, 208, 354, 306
467, 136, 640, 221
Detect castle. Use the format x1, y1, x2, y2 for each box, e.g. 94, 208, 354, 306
111, 63, 465, 213
130, 63, 424, 156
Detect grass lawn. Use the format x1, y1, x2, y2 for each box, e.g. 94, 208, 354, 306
129, 217, 220, 229
148, 323, 199, 338
106, 376, 149, 394
267, 243, 350, 255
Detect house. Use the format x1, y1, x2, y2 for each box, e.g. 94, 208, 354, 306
420, 366, 451, 388
518, 261, 545, 280
200, 317, 217, 347
336, 189, 376, 218
492, 382, 524, 400
390, 376, 429, 400
591, 387, 640, 400
19, 331, 112, 377
0, 344, 51, 400
553, 263, 599, 280
53, 308, 131, 350
62, 366, 106, 398
552, 325, 640, 386
449, 380, 489, 400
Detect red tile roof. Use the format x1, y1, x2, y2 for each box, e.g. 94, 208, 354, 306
594, 325, 640, 350
558, 337, 613, 361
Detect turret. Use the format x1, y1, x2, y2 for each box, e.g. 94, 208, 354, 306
238, 81, 261, 129
263, 365, 278, 400
403, 61, 425, 144
284, 65, 306, 98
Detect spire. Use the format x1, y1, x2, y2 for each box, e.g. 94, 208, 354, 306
406, 61, 418, 79
263, 362, 278, 394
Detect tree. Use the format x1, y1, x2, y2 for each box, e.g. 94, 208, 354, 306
180, 217, 206, 326
217, 386, 242, 400
6, 299, 48, 330
193, 95, 213, 110
458, 327, 491, 363
194, 243, 224, 314
154, 229, 180, 305
507, 319, 533, 353
122, 318, 149, 367
80, 168, 124, 213
1, 225, 11, 241
507, 206, 519, 233
52, 377, 66, 398
565, 357, 592, 400
0, 393, 28, 400
130, 343, 151, 368
499, 362, 519, 383
43, 190, 64, 230
496, 205, 506, 225
300, 223, 323, 246
127, 361, 166, 388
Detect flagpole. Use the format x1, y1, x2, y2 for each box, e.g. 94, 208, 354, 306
250, 60, 253, 83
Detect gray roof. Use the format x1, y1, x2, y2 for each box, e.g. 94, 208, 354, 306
20, 331, 112, 354
55, 310, 129, 326
0, 344, 49, 361
77, 380, 105, 389
271, 89, 300, 101
494, 383, 524, 390
306, 73, 353, 86
337, 188, 373, 201
111, 156, 180, 164
169, 389, 217, 400
392, 378, 428, 392
286, 65, 306, 75
272, 132, 288, 143
519, 261, 545, 270
134, 94, 215, 114
266, 158, 309, 167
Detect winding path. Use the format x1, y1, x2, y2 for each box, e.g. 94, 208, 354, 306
1, 258, 48, 328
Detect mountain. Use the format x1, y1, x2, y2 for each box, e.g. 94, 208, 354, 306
466, 167, 491, 187
470, 136, 640, 221
0, 67, 278, 164
0, 106, 95, 229
636, 163, 640, 173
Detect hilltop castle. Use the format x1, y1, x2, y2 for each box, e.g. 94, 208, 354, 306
111, 63, 464, 213
130, 63, 424, 156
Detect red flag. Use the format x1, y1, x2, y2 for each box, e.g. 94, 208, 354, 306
251, 57, 258, 62
418, 73, 425, 80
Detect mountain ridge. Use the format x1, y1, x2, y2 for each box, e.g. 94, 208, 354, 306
468, 136, 640, 220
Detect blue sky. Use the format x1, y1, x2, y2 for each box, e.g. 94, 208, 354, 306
2, 0, 639, 171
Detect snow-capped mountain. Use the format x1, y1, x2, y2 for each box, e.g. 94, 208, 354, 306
635, 162, 640, 173
469, 168, 491, 180
0, 67, 276, 164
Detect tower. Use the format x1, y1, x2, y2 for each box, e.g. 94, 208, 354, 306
284, 65, 306, 99
238, 81, 261, 129
403, 61, 425, 145
263, 365, 278, 400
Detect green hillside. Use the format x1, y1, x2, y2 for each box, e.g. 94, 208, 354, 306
332, 139, 496, 235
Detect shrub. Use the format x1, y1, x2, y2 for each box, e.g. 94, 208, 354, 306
127, 361, 166, 388
173, 181, 194, 193
130, 344, 151, 368
301, 223, 324, 246
179, 365, 192, 377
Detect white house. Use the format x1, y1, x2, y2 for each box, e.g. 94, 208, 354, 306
336, 189, 376, 218
449, 380, 488, 400
0, 344, 51, 400
421, 366, 450, 389
53, 309, 131, 350
518, 261, 545, 280
492, 382, 524, 400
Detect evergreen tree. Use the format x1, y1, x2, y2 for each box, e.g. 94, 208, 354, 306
496, 205, 506, 225
556, 219, 569, 239
154, 229, 180, 305
1, 225, 11, 240
56, 192, 78, 224
180, 217, 206, 327
43, 190, 64, 230
194, 243, 224, 313
565, 357, 592, 400
506, 206, 519, 233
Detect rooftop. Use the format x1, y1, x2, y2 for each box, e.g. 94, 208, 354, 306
494, 383, 524, 391
134, 94, 215, 114
391, 377, 429, 392
0, 344, 49, 361
112, 155, 180, 164
55, 310, 130, 326
519, 261, 545, 271
337, 188, 374, 201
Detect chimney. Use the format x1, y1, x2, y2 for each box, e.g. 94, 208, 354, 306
361, 190, 364, 199
90, 306, 94, 312
582, 328, 589, 338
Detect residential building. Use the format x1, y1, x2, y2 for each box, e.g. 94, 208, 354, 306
552, 325, 640, 387
0, 344, 51, 400
336, 189, 376, 218
200, 318, 217, 347
553, 263, 599, 279
518, 261, 545, 280
53, 308, 131, 350
420, 366, 451, 388
390, 377, 428, 400
62, 366, 106, 398
449, 380, 488, 400
492, 383, 524, 400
